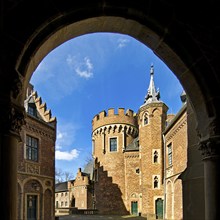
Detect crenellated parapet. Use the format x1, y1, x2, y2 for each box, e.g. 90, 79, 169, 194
92, 108, 137, 132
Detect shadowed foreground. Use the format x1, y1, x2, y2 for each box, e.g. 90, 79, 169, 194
58, 214, 147, 219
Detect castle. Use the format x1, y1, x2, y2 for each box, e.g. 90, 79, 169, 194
91, 65, 187, 219
55, 65, 187, 219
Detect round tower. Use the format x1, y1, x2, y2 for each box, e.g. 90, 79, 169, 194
92, 108, 138, 214
138, 64, 168, 217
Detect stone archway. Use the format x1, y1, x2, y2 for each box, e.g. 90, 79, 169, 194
1, 1, 220, 220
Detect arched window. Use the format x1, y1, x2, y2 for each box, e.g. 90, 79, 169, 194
154, 151, 158, 163
154, 176, 159, 188
143, 113, 149, 125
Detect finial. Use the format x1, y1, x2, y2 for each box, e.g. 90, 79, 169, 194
150, 63, 154, 75
142, 64, 160, 105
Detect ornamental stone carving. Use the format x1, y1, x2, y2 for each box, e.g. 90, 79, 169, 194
0, 102, 26, 136
199, 136, 220, 159
10, 73, 23, 100
26, 163, 40, 174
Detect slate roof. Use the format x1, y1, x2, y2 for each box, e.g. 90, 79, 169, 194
55, 181, 68, 192
83, 159, 94, 180
125, 137, 139, 151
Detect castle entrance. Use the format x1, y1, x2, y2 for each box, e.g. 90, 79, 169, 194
131, 201, 138, 216
155, 198, 163, 219
27, 195, 38, 220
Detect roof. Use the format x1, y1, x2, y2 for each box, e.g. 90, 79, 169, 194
83, 159, 94, 180
55, 181, 68, 192
125, 137, 139, 151
163, 103, 187, 134
143, 64, 160, 105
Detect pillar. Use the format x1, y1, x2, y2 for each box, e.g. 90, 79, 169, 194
180, 101, 205, 220
199, 136, 220, 220
0, 100, 25, 220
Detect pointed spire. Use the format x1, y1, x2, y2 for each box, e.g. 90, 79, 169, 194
144, 64, 160, 104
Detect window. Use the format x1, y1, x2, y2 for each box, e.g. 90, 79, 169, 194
144, 116, 148, 125
26, 135, 38, 162
167, 143, 172, 166
154, 176, 159, 188
154, 151, 158, 163
110, 137, 117, 152
143, 114, 149, 125
28, 104, 37, 117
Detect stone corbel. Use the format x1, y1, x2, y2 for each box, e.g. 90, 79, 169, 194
198, 136, 220, 160
10, 72, 24, 101
0, 101, 26, 140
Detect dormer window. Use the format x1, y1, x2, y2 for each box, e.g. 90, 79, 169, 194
28, 104, 37, 117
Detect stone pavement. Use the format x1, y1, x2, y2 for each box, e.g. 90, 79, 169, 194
58, 214, 147, 220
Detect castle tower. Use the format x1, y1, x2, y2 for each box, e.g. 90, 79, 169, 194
92, 108, 138, 214
138, 65, 168, 218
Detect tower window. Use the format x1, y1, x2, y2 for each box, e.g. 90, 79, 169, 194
26, 135, 38, 162
154, 176, 159, 188
143, 114, 149, 125
110, 137, 117, 152
154, 151, 159, 163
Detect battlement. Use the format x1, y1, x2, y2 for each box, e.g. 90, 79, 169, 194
92, 108, 137, 131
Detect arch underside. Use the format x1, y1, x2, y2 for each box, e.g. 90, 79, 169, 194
2, 0, 219, 141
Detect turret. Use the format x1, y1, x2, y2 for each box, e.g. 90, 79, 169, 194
138, 64, 168, 217
92, 108, 138, 215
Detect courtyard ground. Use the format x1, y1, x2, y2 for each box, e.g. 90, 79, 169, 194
58, 214, 147, 220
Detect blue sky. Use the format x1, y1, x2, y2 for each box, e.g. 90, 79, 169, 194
30, 33, 183, 179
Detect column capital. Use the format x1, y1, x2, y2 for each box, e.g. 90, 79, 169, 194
198, 136, 220, 160
0, 100, 26, 139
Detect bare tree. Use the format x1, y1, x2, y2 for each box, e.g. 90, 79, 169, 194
55, 168, 74, 183
64, 171, 74, 181
55, 168, 64, 183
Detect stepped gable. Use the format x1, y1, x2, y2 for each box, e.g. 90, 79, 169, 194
25, 84, 56, 125
92, 108, 137, 132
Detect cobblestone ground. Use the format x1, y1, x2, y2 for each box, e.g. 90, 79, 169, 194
58, 214, 147, 220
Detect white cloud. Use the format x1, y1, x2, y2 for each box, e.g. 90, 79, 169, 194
55, 149, 79, 161
117, 38, 130, 48
67, 55, 94, 79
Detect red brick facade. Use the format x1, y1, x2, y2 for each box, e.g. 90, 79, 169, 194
91, 102, 187, 218
91, 91, 187, 218
17, 84, 56, 220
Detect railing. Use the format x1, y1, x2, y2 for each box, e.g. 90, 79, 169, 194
55, 208, 70, 215
70, 208, 98, 215
55, 207, 98, 215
